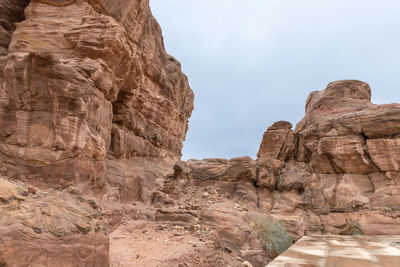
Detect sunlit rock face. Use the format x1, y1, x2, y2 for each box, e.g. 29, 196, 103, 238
0, 0, 194, 201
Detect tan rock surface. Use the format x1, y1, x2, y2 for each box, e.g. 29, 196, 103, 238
257, 121, 295, 161
0, 177, 109, 266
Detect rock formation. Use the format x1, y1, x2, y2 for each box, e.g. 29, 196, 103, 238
0, 0, 193, 265
0, 0, 194, 202
148, 80, 400, 266
1, 1, 400, 267
255, 80, 400, 236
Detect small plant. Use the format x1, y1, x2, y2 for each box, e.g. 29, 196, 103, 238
339, 219, 363, 236
252, 216, 293, 258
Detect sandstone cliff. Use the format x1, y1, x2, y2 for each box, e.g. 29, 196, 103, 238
0, 0, 193, 266
0, 0, 194, 202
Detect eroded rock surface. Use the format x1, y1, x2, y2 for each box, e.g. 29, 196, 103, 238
0, 177, 109, 266
0, 0, 193, 265
0, 0, 194, 201
253, 80, 400, 238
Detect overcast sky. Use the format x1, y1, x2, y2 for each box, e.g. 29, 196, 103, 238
150, 0, 400, 160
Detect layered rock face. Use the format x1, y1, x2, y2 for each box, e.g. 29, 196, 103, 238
256, 80, 400, 236
0, 0, 194, 202
0, 1, 193, 265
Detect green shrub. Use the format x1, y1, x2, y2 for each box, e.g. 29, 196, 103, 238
339, 220, 363, 236
252, 216, 293, 258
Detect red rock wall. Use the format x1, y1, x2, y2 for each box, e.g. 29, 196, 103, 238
0, 0, 194, 201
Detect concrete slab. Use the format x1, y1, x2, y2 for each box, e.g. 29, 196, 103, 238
267, 235, 400, 267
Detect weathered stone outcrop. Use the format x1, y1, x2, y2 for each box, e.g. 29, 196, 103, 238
0, 177, 109, 266
257, 121, 296, 161
255, 80, 400, 236
0, 0, 194, 201
0, 0, 193, 265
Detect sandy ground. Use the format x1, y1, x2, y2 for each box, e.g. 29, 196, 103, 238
110, 221, 244, 267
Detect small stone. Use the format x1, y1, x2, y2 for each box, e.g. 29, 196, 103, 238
28, 186, 36, 194
174, 225, 185, 232
202, 192, 209, 198
32, 227, 42, 234
242, 261, 253, 267
193, 243, 197, 247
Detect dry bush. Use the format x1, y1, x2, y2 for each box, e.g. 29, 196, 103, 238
339, 220, 363, 236
252, 216, 293, 258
